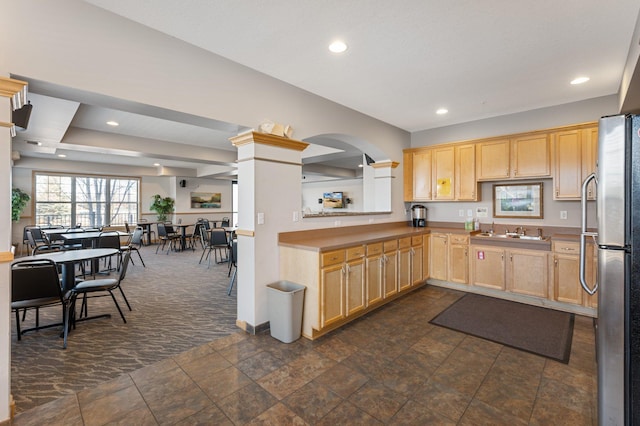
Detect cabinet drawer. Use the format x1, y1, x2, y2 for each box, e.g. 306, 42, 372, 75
346, 245, 365, 261
367, 242, 383, 256
322, 250, 345, 267
552, 241, 580, 254
383, 240, 398, 252
450, 234, 469, 245
398, 237, 411, 249
411, 235, 423, 246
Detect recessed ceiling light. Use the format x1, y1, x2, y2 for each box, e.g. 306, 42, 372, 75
436, 108, 449, 115
106, 120, 119, 126
57, 154, 66, 158
329, 40, 348, 53
153, 163, 160, 167
570, 77, 590, 85
358, 164, 364, 168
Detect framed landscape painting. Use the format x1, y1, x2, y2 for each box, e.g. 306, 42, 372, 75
191, 192, 221, 208
493, 183, 543, 219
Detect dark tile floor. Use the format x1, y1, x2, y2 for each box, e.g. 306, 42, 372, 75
12, 284, 597, 425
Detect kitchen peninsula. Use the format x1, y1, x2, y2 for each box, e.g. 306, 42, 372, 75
279, 221, 596, 339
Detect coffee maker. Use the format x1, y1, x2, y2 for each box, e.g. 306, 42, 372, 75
411, 205, 427, 227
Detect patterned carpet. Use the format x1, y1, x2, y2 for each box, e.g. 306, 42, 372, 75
10, 243, 238, 413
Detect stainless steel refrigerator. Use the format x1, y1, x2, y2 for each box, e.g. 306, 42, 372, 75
580, 113, 640, 425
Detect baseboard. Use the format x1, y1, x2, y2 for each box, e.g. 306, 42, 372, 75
235, 319, 270, 335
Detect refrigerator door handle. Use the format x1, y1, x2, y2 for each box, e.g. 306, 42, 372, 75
579, 172, 598, 295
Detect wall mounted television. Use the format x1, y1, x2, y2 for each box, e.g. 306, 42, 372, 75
323, 192, 344, 208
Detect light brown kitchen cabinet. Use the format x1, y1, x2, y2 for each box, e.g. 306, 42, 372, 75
398, 237, 412, 291
455, 143, 478, 201
476, 139, 510, 180
411, 236, 424, 286
320, 250, 346, 328
448, 234, 469, 284
506, 249, 548, 298
365, 243, 384, 307
430, 233, 448, 280
422, 234, 430, 280
470, 245, 506, 290
551, 240, 596, 306
404, 150, 432, 201
511, 133, 550, 178
553, 129, 583, 199
582, 126, 598, 200
476, 134, 550, 181
345, 246, 366, 316
383, 239, 399, 298
432, 146, 455, 200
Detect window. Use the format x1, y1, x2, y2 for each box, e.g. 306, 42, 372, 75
35, 173, 140, 227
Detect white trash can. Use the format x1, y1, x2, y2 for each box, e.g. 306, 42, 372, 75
266, 281, 306, 343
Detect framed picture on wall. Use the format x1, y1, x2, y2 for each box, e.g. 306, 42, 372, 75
191, 192, 221, 208
493, 183, 543, 219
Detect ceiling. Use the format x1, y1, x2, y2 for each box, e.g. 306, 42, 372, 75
11, 0, 640, 179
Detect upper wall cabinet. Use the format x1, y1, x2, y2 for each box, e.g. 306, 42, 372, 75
432, 146, 455, 200
476, 134, 550, 181
552, 125, 597, 200
404, 150, 432, 201
455, 144, 477, 201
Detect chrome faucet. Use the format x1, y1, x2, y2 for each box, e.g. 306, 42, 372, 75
515, 226, 525, 235
489, 221, 495, 234
537, 227, 543, 237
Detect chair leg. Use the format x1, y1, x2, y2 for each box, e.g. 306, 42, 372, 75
227, 268, 237, 296
134, 248, 145, 267
62, 302, 70, 349
118, 287, 132, 311
108, 290, 127, 323
15, 310, 21, 341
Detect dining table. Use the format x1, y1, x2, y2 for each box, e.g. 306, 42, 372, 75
173, 223, 195, 251
59, 231, 130, 247
18, 248, 120, 292
136, 221, 161, 245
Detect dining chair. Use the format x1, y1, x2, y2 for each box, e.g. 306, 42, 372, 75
96, 231, 123, 271
156, 223, 180, 254
72, 251, 132, 324
62, 228, 85, 250
138, 219, 155, 245
21, 225, 37, 256
199, 228, 229, 267
123, 227, 145, 267
11, 259, 71, 349
26, 230, 61, 256
221, 217, 231, 227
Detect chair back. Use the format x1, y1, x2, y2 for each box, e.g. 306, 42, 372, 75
157, 223, 168, 238
209, 228, 228, 246
118, 251, 132, 282
131, 227, 144, 246
33, 244, 63, 255
165, 224, 176, 234
97, 232, 121, 249
12, 259, 63, 303
124, 222, 131, 233
28, 227, 49, 244
221, 217, 230, 227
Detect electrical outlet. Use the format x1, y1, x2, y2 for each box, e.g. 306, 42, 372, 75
257, 212, 265, 224
459, 209, 464, 217
467, 209, 473, 217
293, 211, 299, 222
560, 211, 568, 220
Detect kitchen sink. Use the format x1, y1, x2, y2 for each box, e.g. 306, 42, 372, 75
475, 232, 549, 241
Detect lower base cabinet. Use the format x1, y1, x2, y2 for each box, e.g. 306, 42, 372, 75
552, 240, 597, 307
280, 234, 427, 340
470, 245, 548, 298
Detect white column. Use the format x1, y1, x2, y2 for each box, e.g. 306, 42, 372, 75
230, 132, 307, 332
372, 161, 399, 212
0, 76, 27, 423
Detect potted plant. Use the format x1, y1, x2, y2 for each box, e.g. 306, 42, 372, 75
150, 194, 175, 222
11, 187, 30, 222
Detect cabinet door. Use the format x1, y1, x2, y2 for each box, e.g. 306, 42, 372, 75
422, 234, 430, 280
470, 246, 505, 290
411, 245, 423, 286
553, 130, 582, 199
430, 233, 448, 280
507, 249, 548, 298
582, 127, 598, 200
553, 253, 583, 305
413, 150, 433, 201
449, 243, 469, 284
511, 134, 550, 178
398, 247, 412, 291
321, 264, 345, 327
383, 251, 398, 298
476, 139, 510, 180
346, 259, 365, 316
432, 146, 455, 200
455, 144, 477, 200
365, 254, 384, 307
